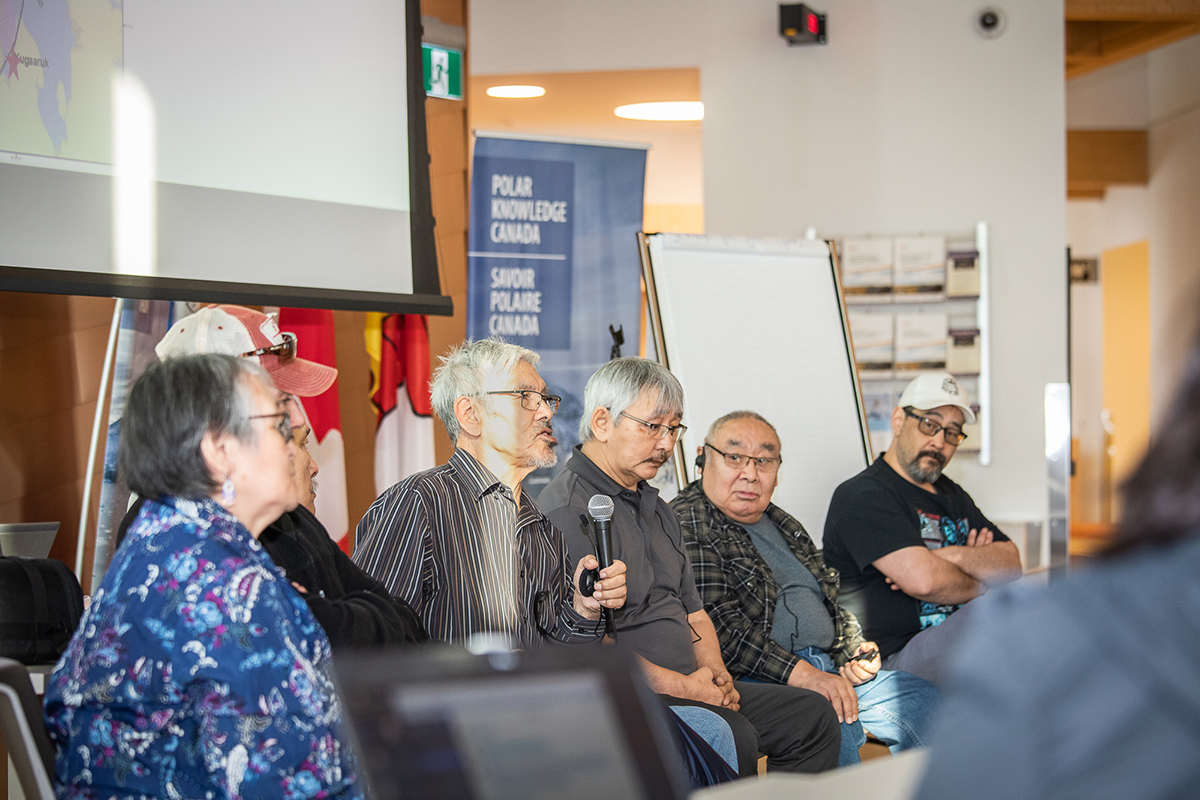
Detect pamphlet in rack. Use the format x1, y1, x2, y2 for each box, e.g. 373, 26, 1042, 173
841, 238, 894, 303
847, 311, 894, 377
893, 235, 946, 300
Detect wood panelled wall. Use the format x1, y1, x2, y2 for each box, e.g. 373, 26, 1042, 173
422, 0, 470, 466
331, 309, 379, 547
0, 293, 116, 589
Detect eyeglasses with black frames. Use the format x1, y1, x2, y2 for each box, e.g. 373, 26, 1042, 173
704, 443, 782, 472
484, 390, 562, 414
904, 408, 968, 446
618, 411, 688, 441
249, 411, 294, 443
237, 332, 297, 364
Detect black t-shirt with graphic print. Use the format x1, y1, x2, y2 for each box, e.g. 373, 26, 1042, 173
822, 457, 1004, 658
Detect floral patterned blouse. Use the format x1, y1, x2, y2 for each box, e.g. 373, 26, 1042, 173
43, 496, 362, 800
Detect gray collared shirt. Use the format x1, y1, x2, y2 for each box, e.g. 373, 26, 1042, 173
541, 446, 704, 675
352, 449, 601, 647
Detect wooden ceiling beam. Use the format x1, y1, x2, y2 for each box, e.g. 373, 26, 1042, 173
1066, 20, 1145, 55
1066, 130, 1148, 200
1066, 0, 1200, 21
1066, 19, 1200, 78
1068, 184, 1110, 200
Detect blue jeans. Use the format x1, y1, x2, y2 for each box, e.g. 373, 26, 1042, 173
669, 706, 739, 772
794, 646, 938, 767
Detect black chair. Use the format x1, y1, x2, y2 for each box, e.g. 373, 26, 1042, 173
0, 657, 56, 799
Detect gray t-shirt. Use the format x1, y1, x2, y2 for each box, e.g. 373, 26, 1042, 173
540, 447, 704, 675
744, 516, 835, 653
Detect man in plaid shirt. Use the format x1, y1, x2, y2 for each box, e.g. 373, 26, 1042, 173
671, 410, 937, 766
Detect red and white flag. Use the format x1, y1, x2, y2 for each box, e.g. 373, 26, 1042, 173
278, 308, 351, 552
366, 313, 435, 496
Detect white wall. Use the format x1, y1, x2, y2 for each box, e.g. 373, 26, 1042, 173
1147, 36, 1200, 421
1066, 34, 1200, 430
472, 0, 1069, 524
1066, 187, 1149, 524
1065, 58, 1151, 524
1066, 56, 1149, 129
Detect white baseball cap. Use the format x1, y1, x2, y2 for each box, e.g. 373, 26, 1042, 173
155, 305, 337, 397
898, 372, 976, 424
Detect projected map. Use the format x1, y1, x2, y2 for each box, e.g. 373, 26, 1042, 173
0, 0, 122, 162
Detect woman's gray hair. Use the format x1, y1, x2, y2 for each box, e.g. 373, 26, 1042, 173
580, 357, 685, 442
119, 354, 270, 499
430, 337, 540, 445
705, 410, 778, 445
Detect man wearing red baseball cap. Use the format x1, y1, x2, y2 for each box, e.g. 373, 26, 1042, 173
118, 305, 427, 649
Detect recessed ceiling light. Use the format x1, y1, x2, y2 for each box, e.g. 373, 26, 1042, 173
486, 85, 546, 98
614, 101, 704, 121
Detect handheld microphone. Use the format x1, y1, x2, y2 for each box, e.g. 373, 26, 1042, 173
587, 494, 616, 636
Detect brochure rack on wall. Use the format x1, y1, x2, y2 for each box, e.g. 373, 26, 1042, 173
838, 222, 991, 466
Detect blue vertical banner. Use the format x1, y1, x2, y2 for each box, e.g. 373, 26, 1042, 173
469, 136, 647, 496
469, 155, 575, 348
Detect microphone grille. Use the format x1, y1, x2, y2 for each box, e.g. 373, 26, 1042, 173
588, 494, 615, 521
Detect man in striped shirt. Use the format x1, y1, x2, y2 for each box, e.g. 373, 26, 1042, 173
352, 337, 627, 648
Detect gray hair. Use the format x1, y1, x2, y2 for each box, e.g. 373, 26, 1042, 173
580, 357, 685, 442
119, 354, 269, 500
705, 410, 779, 446
430, 337, 541, 445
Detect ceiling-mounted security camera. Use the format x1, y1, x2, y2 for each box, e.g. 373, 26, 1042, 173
975, 7, 1006, 39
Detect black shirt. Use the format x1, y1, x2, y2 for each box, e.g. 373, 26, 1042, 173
258, 504, 428, 648
540, 446, 704, 675
822, 457, 1003, 657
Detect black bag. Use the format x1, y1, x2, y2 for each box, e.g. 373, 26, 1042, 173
0, 557, 84, 665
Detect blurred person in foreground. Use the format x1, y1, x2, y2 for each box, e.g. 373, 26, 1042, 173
45, 355, 362, 799
914, 342, 1200, 800
117, 304, 427, 649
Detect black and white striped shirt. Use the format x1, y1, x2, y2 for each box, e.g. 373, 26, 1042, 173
352, 449, 602, 648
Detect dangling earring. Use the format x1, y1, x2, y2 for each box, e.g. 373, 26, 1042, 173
221, 476, 236, 507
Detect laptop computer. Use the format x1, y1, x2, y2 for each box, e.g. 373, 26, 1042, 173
0, 522, 60, 559
333, 644, 689, 800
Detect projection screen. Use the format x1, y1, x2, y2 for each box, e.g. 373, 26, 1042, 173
0, 0, 446, 313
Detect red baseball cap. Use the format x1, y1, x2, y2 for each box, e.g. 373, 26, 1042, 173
155, 305, 337, 397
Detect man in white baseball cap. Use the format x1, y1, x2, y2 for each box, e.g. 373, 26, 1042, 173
821, 372, 1021, 685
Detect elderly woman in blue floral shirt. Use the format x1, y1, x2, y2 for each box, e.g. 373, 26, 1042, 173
44, 354, 361, 800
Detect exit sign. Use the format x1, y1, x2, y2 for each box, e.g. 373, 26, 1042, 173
423, 43, 463, 100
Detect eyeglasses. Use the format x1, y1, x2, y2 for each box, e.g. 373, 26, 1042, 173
249, 412, 294, 442
704, 443, 782, 472
904, 408, 968, 446
618, 412, 688, 441
237, 332, 297, 364
484, 390, 561, 414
